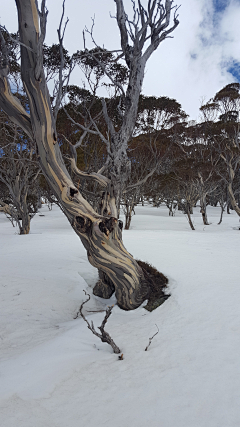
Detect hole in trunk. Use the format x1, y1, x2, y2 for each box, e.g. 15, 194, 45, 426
70, 188, 78, 197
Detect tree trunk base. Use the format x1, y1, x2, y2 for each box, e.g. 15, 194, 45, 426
93, 261, 170, 312
93, 270, 115, 299
136, 260, 170, 312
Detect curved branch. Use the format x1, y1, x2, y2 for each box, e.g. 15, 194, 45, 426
0, 69, 33, 140
69, 156, 110, 188
63, 106, 109, 146
114, 0, 129, 57
124, 164, 157, 193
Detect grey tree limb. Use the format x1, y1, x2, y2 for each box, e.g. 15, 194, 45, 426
77, 290, 121, 354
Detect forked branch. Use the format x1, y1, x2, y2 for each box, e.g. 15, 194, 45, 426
77, 290, 121, 354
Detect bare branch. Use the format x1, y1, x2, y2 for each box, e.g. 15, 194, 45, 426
84, 49, 126, 97
62, 106, 109, 146
35, 0, 48, 80
124, 164, 158, 193
114, 0, 130, 58
145, 324, 159, 351
0, 73, 33, 140
53, 0, 70, 125
0, 25, 34, 54
76, 290, 121, 354
66, 142, 110, 188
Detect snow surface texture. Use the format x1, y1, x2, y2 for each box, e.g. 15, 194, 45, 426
0, 204, 240, 427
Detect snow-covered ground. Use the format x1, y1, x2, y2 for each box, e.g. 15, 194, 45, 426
0, 204, 240, 427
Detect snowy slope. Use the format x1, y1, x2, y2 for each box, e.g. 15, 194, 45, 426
0, 204, 240, 427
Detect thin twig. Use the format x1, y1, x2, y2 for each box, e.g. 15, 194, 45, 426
75, 290, 121, 355
145, 324, 159, 351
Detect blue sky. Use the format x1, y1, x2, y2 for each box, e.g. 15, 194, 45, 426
227, 60, 240, 81
0, 0, 240, 120
213, 0, 230, 13
201, 0, 240, 85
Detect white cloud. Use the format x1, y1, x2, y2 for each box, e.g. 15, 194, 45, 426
1, 0, 240, 120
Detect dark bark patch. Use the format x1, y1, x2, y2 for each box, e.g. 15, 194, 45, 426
93, 270, 115, 299
75, 216, 92, 233
136, 260, 170, 312
99, 217, 117, 235
70, 187, 78, 197
118, 220, 123, 230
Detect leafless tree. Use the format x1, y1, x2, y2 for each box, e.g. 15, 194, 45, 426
200, 84, 240, 218
0, 111, 41, 234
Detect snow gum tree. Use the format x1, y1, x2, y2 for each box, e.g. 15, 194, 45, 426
0, 0, 179, 310
201, 83, 240, 218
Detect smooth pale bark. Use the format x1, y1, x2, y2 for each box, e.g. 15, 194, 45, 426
0, 0, 151, 310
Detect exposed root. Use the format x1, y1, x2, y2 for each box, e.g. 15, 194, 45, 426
136, 260, 170, 312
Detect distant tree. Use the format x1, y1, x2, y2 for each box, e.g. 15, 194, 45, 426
200, 83, 240, 217
0, 111, 41, 234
